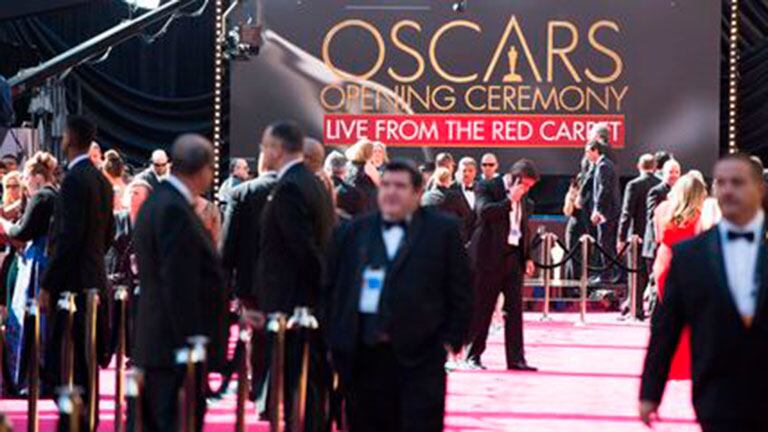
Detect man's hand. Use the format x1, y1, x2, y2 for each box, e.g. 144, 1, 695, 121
591, 211, 606, 226
639, 400, 660, 427
617, 240, 626, 255
525, 259, 535, 277
38, 289, 51, 315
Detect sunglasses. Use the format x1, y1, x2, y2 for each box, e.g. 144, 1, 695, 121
153, 163, 167, 168
481, 163, 497, 167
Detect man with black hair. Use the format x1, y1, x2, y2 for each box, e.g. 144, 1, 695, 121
326, 159, 472, 431
41, 115, 115, 427
133, 134, 227, 431
465, 158, 539, 371
257, 120, 335, 431
585, 140, 621, 284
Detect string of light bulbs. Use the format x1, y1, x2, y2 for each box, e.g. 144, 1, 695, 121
728, 0, 739, 154
213, 0, 225, 200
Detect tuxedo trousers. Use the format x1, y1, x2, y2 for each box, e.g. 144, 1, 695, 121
346, 342, 446, 432
466, 248, 525, 366
140, 366, 206, 432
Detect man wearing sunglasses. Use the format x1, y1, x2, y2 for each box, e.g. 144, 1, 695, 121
137, 149, 170, 190
480, 153, 499, 181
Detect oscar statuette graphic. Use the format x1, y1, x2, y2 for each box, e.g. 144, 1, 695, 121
503, 45, 523, 83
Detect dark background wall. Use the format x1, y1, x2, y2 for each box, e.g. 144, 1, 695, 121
0, 0, 767, 211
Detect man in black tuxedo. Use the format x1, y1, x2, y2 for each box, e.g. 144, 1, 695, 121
256, 121, 335, 431
326, 150, 364, 220
640, 153, 768, 432
585, 140, 621, 284
465, 159, 539, 371
220, 152, 278, 400
617, 154, 660, 319
133, 134, 227, 431
450, 157, 478, 243
135, 149, 170, 189
41, 116, 115, 426
326, 160, 472, 432
642, 159, 681, 263
421, 167, 472, 243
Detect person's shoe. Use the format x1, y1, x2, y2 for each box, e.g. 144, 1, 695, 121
465, 359, 487, 370
508, 361, 538, 372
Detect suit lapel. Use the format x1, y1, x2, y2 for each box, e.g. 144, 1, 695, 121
754, 224, 768, 324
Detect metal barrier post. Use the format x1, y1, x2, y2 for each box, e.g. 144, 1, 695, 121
578, 235, 592, 325
57, 386, 84, 432
85, 289, 100, 432
629, 235, 642, 320
235, 318, 252, 432
125, 368, 143, 432
57, 292, 77, 390
114, 286, 129, 432
288, 307, 319, 432
541, 233, 553, 321
26, 299, 40, 432
182, 336, 209, 432
0, 309, 5, 398
267, 313, 287, 432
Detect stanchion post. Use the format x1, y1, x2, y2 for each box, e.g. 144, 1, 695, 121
629, 235, 642, 320
114, 286, 129, 432
579, 235, 592, 325
57, 292, 77, 390
541, 233, 553, 321
267, 313, 287, 432
235, 318, 252, 432
180, 336, 209, 432
85, 289, 100, 432
27, 299, 40, 432
57, 386, 84, 432
288, 307, 319, 432
125, 368, 143, 432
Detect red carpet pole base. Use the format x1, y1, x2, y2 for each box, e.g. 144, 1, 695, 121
1, 313, 698, 431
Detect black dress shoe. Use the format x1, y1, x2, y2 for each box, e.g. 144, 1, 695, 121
508, 362, 538, 372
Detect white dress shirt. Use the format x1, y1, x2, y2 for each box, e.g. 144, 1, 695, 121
382, 225, 406, 260
461, 184, 476, 209
718, 210, 764, 319
277, 159, 303, 179
67, 153, 91, 170
164, 175, 195, 205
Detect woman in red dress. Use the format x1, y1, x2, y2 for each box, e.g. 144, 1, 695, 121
652, 171, 709, 380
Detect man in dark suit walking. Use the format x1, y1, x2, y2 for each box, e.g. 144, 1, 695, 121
257, 121, 335, 431
41, 116, 115, 426
326, 160, 472, 432
465, 159, 539, 371
642, 159, 681, 264
640, 153, 768, 432
450, 157, 479, 243
585, 140, 621, 284
617, 154, 660, 319
220, 152, 279, 400
133, 134, 228, 431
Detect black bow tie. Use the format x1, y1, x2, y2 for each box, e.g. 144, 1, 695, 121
382, 220, 408, 231
727, 230, 755, 242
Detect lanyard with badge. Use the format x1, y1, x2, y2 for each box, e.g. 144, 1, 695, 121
359, 266, 386, 314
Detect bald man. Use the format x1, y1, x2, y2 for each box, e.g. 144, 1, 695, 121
304, 137, 335, 200
134, 134, 227, 431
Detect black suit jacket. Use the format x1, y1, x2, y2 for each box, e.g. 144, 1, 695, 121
345, 162, 378, 215
332, 175, 365, 218
450, 182, 478, 243
220, 172, 278, 302
421, 186, 473, 242
133, 181, 228, 369
617, 173, 660, 242
136, 167, 162, 190
642, 182, 672, 258
257, 163, 335, 313
7, 185, 57, 242
43, 160, 114, 295
468, 176, 533, 272
325, 208, 472, 377
641, 227, 768, 423
593, 156, 620, 220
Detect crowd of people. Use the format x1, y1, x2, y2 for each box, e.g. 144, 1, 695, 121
0, 114, 766, 432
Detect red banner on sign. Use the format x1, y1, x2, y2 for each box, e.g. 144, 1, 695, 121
323, 114, 625, 148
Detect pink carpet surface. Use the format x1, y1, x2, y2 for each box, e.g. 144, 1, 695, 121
1, 312, 698, 431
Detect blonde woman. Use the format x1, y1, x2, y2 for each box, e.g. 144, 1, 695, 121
371, 141, 389, 173
652, 172, 708, 381
344, 139, 379, 213
1, 171, 23, 221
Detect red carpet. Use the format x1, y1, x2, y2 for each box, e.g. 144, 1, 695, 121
1, 313, 698, 431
